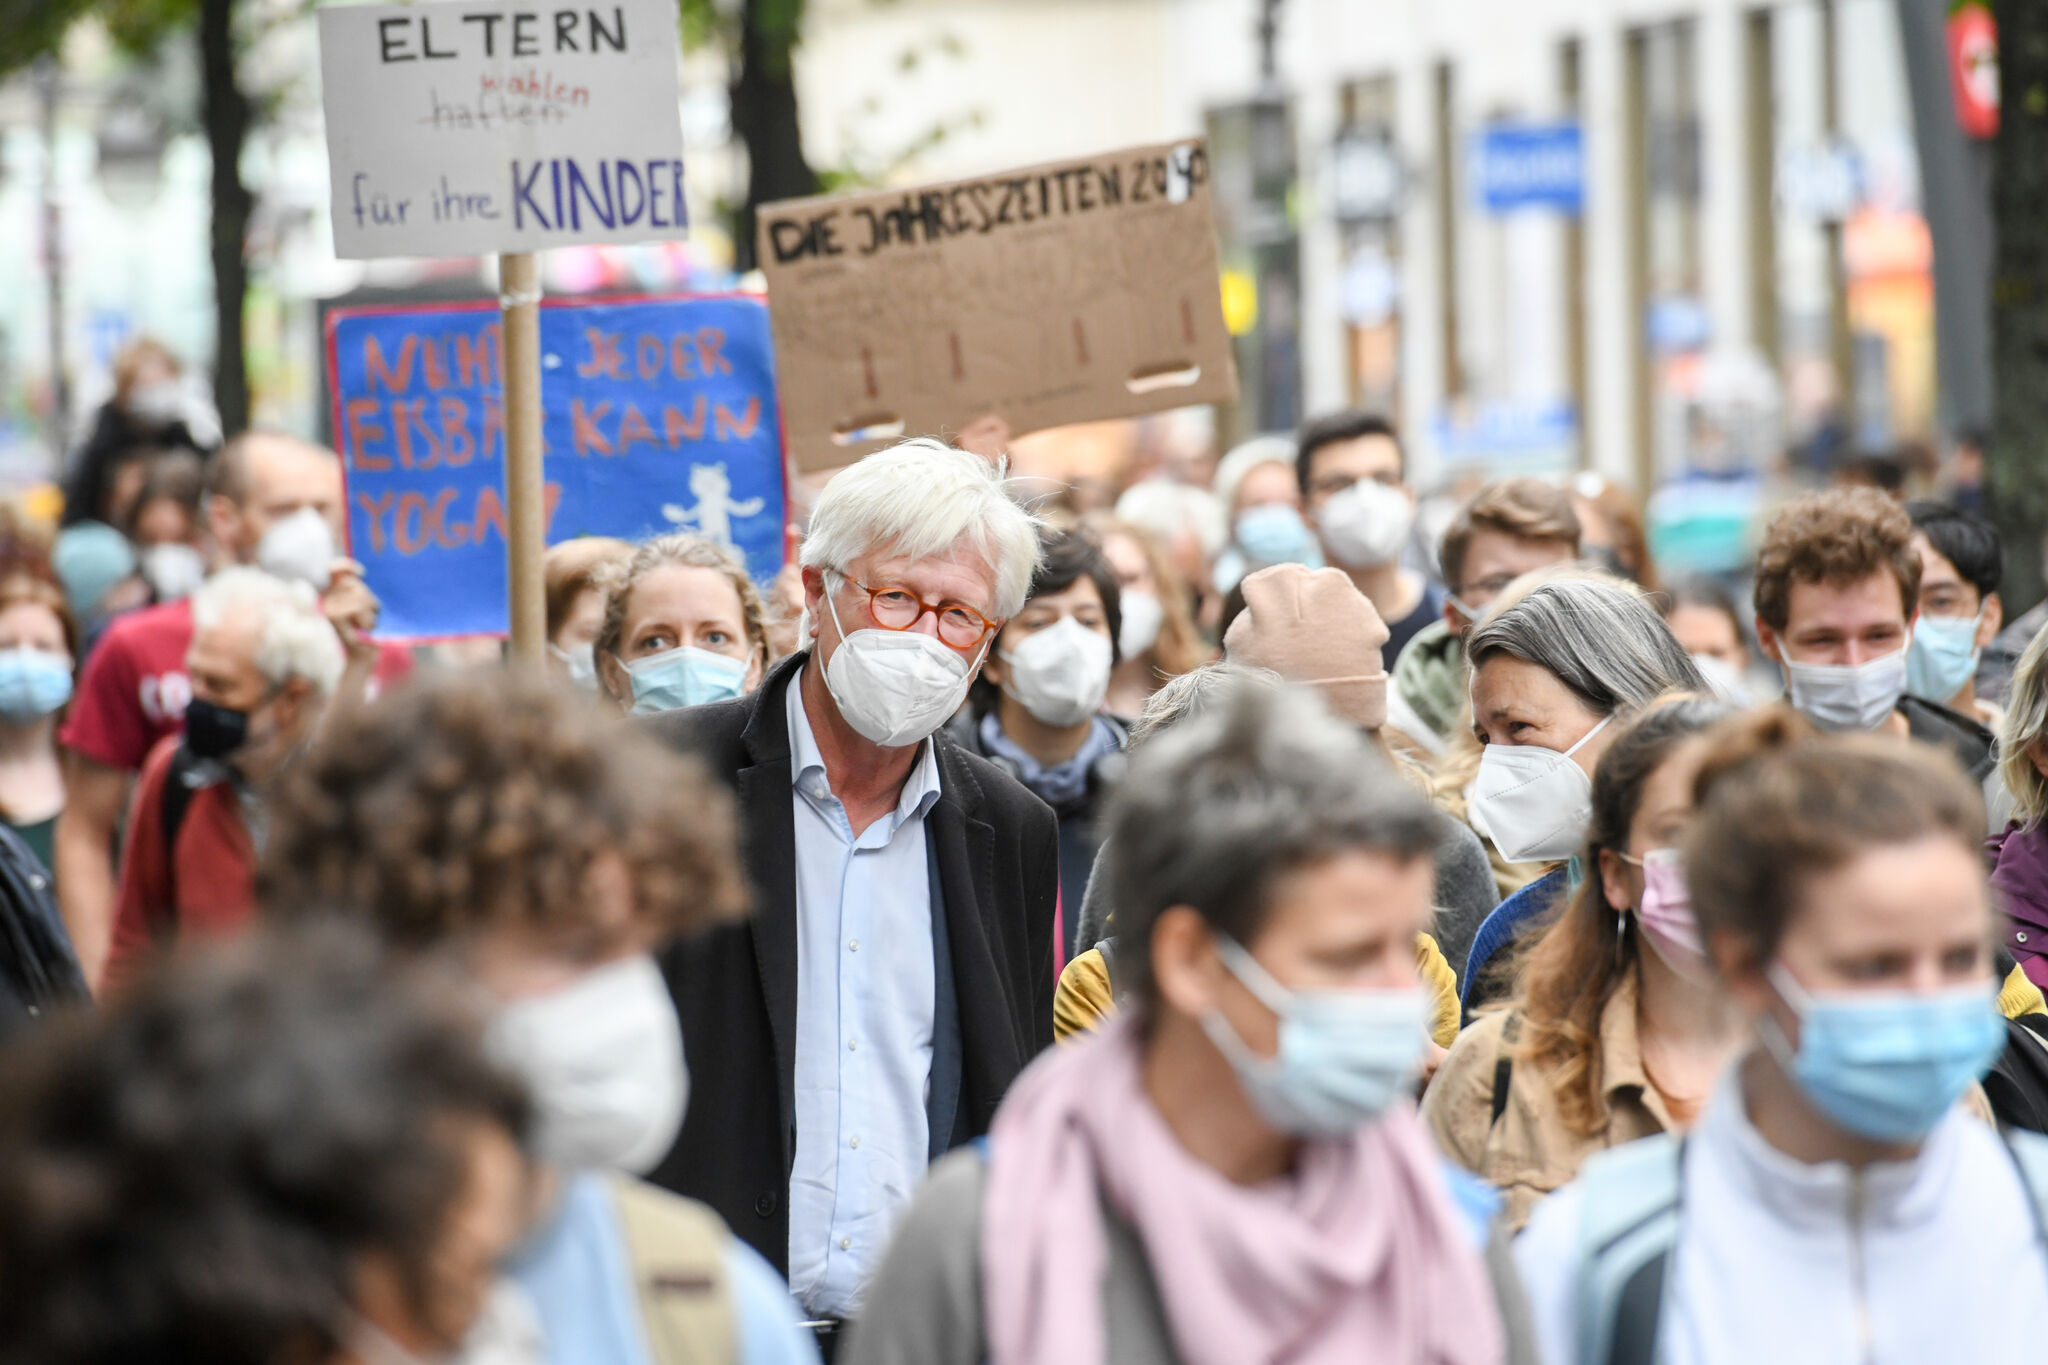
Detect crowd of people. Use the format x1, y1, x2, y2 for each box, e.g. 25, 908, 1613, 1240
4, 336, 2048, 1363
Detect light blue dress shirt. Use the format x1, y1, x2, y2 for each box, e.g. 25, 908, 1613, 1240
784, 668, 942, 1318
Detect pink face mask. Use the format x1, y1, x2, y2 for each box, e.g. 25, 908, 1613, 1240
1629, 847, 1713, 983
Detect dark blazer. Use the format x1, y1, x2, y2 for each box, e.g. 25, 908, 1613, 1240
641, 653, 1059, 1275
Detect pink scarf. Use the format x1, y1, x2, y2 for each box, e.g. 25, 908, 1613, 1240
982, 1015, 1503, 1365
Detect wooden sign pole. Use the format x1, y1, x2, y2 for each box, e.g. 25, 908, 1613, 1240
499, 250, 546, 666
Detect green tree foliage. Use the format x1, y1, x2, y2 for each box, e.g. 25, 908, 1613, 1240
1, 0, 256, 435
679, 0, 820, 269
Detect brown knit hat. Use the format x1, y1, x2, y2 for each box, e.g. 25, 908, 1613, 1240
1223, 564, 1390, 730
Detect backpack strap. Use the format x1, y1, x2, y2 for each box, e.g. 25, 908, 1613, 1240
159, 744, 211, 858
1571, 1134, 1686, 1365
149, 745, 216, 937
607, 1175, 736, 1365
1490, 1011, 1523, 1128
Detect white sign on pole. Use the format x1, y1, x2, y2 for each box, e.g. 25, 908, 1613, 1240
318, 0, 687, 259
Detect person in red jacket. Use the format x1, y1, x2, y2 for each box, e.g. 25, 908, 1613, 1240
104, 568, 344, 987
56, 430, 410, 989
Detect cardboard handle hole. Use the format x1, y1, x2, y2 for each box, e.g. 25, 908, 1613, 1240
1125, 363, 1202, 395
832, 414, 907, 446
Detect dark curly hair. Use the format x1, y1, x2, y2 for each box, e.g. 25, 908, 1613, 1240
0, 921, 530, 1364
257, 670, 748, 949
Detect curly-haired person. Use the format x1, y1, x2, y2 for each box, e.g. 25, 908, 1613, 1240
1753, 487, 1995, 780
259, 669, 820, 1365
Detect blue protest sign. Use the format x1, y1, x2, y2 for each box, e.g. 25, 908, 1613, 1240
1471, 122, 1584, 215
326, 293, 784, 640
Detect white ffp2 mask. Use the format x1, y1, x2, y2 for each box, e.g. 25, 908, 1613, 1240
821, 583, 985, 748
1117, 589, 1164, 658
484, 954, 688, 1175
1783, 646, 1909, 733
1316, 479, 1414, 569
999, 616, 1113, 727
1469, 715, 1612, 863
140, 542, 207, 602
256, 506, 337, 590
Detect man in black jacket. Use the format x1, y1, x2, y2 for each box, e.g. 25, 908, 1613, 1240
643, 437, 1057, 1337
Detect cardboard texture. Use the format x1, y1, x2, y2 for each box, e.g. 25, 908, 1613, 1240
758, 140, 1239, 473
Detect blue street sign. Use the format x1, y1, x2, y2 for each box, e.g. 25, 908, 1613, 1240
1472, 122, 1584, 215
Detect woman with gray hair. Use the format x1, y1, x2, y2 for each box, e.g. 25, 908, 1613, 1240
845, 684, 1532, 1365
1458, 577, 1705, 1013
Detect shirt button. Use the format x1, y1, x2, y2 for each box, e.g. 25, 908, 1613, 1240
848, 1039, 859, 1051
849, 939, 860, 952
849, 1136, 860, 1149
839, 1237, 852, 1251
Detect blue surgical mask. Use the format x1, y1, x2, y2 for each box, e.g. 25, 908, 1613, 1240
0, 647, 73, 721
623, 645, 749, 715
1760, 963, 2005, 1144
1233, 504, 1322, 569
1905, 612, 1983, 706
1201, 935, 1428, 1138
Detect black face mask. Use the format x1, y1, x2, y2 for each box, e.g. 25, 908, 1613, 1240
183, 698, 249, 760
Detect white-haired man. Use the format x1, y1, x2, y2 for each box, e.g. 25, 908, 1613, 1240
103, 568, 345, 986
645, 438, 1057, 1348
58, 429, 411, 991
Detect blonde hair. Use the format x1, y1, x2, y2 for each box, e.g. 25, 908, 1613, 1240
2001, 621, 2048, 827
592, 534, 771, 702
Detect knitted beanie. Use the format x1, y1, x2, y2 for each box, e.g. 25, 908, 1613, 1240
1223, 563, 1390, 731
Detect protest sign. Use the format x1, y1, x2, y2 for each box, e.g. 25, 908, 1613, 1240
318, 0, 687, 259
757, 140, 1239, 473
326, 294, 783, 640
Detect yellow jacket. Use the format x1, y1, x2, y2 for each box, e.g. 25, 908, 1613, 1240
1052, 933, 1462, 1049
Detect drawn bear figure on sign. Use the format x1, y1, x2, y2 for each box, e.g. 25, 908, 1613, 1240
662, 463, 765, 547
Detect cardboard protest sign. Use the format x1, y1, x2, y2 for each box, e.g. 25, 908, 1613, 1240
318, 0, 687, 259
326, 294, 783, 640
758, 140, 1239, 473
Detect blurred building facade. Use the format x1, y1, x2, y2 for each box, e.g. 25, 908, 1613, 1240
1171, 0, 1938, 494
804, 0, 1944, 494
0, 0, 1948, 498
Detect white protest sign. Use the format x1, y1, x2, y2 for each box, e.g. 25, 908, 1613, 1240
318, 0, 687, 259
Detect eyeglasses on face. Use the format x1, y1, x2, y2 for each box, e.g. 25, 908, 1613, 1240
840, 575, 998, 649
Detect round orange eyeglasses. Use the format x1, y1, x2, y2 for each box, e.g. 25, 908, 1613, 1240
840, 575, 999, 649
